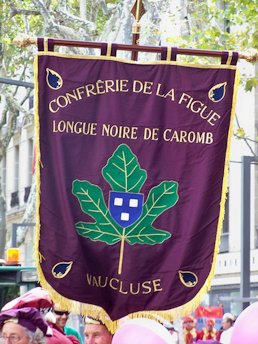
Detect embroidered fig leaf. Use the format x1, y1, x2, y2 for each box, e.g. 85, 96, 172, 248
75, 223, 121, 244
72, 180, 122, 244
102, 144, 147, 193
126, 226, 171, 245
125, 181, 179, 244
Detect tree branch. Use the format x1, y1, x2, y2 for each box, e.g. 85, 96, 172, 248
235, 114, 257, 157
10, 3, 41, 18
53, 9, 96, 33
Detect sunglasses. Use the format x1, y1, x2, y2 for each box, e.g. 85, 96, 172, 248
54, 310, 70, 316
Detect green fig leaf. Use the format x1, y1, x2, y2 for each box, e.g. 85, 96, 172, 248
102, 144, 147, 193
72, 180, 122, 244
126, 226, 171, 245
75, 222, 121, 244
125, 181, 179, 242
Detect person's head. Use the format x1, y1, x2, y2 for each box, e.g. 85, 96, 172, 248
0, 307, 50, 344
222, 313, 234, 330
1, 321, 45, 344
206, 318, 215, 332
84, 317, 112, 344
183, 315, 195, 331
52, 305, 70, 330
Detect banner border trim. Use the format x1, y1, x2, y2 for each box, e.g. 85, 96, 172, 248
35, 51, 238, 69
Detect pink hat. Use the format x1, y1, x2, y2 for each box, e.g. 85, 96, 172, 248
1, 287, 52, 311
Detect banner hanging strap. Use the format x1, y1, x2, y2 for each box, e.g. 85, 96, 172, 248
231, 51, 239, 65
37, 38, 54, 52
101, 43, 118, 57
221, 51, 238, 65
160, 47, 178, 61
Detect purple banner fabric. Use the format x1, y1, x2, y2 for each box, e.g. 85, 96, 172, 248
35, 53, 239, 322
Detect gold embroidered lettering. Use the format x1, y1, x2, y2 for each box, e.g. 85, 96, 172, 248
98, 276, 108, 288
49, 100, 59, 113
142, 281, 152, 294
110, 278, 119, 290
129, 282, 140, 295
152, 279, 162, 292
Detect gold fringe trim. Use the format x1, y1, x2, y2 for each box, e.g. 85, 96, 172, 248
34, 53, 42, 304
34, 52, 240, 334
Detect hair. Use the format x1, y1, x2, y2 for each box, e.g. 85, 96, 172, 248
227, 318, 234, 326
222, 312, 235, 326
25, 328, 46, 344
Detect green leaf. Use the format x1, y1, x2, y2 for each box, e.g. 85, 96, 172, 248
125, 181, 179, 244
126, 226, 171, 245
72, 180, 122, 244
245, 77, 258, 92
102, 144, 147, 193
75, 222, 121, 244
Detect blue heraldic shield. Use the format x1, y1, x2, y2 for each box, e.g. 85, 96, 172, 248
109, 191, 144, 228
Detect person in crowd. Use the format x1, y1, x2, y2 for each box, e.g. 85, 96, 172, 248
198, 318, 217, 340
183, 315, 199, 343
44, 312, 79, 344
163, 321, 179, 344
51, 304, 82, 344
1, 287, 80, 344
0, 307, 52, 344
219, 313, 234, 344
84, 317, 112, 344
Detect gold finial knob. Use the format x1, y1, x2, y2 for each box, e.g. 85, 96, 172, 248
239, 49, 258, 63
13, 35, 37, 48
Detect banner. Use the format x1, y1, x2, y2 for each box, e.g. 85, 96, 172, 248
34, 50, 239, 328
195, 306, 223, 330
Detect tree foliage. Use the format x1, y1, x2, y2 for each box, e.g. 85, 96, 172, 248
167, 0, 257, 51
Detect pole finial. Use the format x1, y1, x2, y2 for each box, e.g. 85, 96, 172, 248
239, 49, 258, 63
13, 35, 37, 48
131, 0, 146, 22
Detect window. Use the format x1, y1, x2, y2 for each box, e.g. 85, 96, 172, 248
10, 146, 20, 208
14, 145, 19, 191
1, 155, 6, 197
28, 139, 34, 185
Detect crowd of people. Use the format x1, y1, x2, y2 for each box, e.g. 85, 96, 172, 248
182, 313, 235, 343
0, 287, 237, 344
